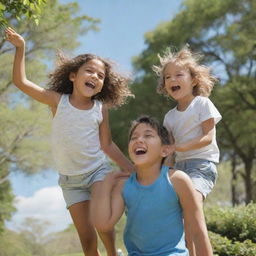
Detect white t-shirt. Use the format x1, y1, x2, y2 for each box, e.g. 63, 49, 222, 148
51, 94, 107, 175
163, 96, 222, 163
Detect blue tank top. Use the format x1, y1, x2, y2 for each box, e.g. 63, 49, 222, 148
122, 165, 188, 256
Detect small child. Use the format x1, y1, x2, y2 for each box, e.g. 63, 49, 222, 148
5, 27, 134, 256
92, 115, 213, 256
153, 46, 221, 255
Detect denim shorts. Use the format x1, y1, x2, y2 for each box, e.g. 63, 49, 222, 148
175, 159, 218, 198
58, 163, 112, 208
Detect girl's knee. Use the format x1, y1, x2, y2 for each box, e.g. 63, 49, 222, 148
79, 231, 98, 249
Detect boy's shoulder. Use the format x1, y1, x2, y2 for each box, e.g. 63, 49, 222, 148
168, 168, 195, 197
168, 168, 191, 186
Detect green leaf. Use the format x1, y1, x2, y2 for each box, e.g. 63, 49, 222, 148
0, 3, 6, 11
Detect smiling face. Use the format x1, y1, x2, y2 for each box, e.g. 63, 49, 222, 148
163, 62, 195, 102
69, 59, 106, 98
128, 123, 168, 168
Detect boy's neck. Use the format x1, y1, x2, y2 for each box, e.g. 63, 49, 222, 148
136, 161, 162, 186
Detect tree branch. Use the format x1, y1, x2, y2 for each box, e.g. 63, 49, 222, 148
233, 88, 256, 110
0, 128, 34, 166
0, 175, 9, 185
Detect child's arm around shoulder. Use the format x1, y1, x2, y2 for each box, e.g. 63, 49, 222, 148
91, 171, 128, 232
99, 105, 134, 173
169, 169, 213, 256
5, 27, 60, 109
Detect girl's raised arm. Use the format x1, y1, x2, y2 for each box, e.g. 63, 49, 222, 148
5, 27, 60, 108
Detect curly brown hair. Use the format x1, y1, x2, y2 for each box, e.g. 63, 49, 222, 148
152, 46, 217, 97
48, 52, 134, 108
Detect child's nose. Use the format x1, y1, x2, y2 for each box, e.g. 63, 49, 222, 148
91, 72, 98, 79
136, 136, 144, 143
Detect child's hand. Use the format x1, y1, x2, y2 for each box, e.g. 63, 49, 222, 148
174, 143, 185, 152
125, 163, 136, 174
5, 27, 25, 48
104, 171, 130, 189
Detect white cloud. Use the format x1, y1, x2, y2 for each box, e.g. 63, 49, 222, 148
6, 186, 72, 234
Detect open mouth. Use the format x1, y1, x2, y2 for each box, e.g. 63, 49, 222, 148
135, 148, 147, 155
85, 82, 95, 89
171, 85, 180, 92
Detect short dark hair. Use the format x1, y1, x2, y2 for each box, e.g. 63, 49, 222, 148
129, 115, 170, 145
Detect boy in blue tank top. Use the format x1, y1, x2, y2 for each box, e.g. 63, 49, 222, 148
92, 116, 213, 256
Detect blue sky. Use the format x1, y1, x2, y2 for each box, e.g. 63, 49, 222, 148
8, 0, 182, 233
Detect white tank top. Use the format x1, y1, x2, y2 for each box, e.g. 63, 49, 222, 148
51, 94, 107, 175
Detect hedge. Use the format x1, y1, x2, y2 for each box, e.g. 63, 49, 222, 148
209, 231, 256, 256
205, 203, 256, 242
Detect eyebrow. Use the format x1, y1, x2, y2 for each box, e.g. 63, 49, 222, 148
144, 129, 155, 133
85, 66, 105, 76
132, 129, 155, 136
165, 69, 184, 74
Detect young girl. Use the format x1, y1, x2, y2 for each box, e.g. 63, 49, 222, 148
153, 46, 221, 255
92, 115, 213, 256
5, 27, 134, 256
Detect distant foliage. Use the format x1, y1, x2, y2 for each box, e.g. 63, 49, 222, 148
0, 177, 15, 232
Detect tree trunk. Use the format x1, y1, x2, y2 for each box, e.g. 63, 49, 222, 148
231, 154, 239, 206
244, 160, 253, 204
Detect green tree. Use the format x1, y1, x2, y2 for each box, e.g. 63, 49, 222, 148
0, 0, 99, 232
0, 229, 34, 256
0, 0, 46, 26
111, 0, 256, 203
0, 218, 50, 256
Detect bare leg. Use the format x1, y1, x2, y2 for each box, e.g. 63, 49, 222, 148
91, 181, 117, 256
98, 229, 117, 256
185, 190, 204, 256
69, 201, 100, 256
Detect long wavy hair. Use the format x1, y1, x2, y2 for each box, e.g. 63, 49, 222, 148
152, 46, 217, 97
48, 52, 134, 108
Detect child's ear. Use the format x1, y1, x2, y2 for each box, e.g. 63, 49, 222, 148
69, 72, 75, 82
161, 145, 174, 158
191, 76, 198, 87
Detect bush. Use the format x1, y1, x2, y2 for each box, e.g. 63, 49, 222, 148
209, 231, 256, 256
205, 203, 256, 242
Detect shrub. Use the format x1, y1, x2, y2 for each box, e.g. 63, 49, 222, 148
209, 231, 256, 256
205, 203, 256, 242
